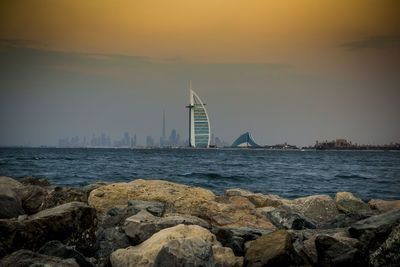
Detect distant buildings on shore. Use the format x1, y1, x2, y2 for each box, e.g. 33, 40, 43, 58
314, 139, 400, 150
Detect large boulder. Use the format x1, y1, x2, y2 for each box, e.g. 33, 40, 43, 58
110, 224, 242, 267
0, 249, 79, 267
0, 201, 97, 257
212, 227, 273, 256
261, 206, 316, 230
288, 228, 356, 266
369, 223, 400, 266
16, 185, 48, 214
38, 240, 94, 267
89, 179, 215, 215
315, 235, 364, 267
199, 198, 276, 230
349, 208, 400, 251
92, 226, 131, 266
19, 177, 50, 187
244, 229, 295, 267
335, 192, 371, 214
123, 210, 211, 245
40, 186, 87, 210
286, 194, 339, 225
0, 176, 25, 218
153, 237, 215, 267
368, 199, 400, 211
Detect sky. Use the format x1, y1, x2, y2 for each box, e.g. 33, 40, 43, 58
0, 0, 399, 146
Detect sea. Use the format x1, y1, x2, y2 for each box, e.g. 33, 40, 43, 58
0, 147, 399, 202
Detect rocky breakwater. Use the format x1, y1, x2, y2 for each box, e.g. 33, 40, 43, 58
1, 176, 400, 267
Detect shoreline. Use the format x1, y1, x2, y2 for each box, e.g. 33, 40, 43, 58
1, 176, 400, 266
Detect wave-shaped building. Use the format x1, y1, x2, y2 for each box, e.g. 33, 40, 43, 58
232, 132, 262, 148
186, 81, 211, 148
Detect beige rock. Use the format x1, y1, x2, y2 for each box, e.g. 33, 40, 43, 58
200, 200, 276, 230
110, 224, 240, 267
88, 179, 215, 214
213, 245, 243, 267
335, 192, 370, 214
224, 188, 288, 208
287, 195, 339, 225
368, 199, 400, 211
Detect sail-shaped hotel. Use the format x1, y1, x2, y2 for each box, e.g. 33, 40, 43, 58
186, 81, 211, 147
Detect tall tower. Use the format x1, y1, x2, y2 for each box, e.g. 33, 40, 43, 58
162, 109, 166, 140
186, 81, 211, 148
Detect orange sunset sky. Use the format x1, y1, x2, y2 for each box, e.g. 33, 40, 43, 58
0, 0, 399, 146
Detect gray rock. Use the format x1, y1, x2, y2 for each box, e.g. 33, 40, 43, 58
369, 223, 400, 267
315, 235, 364, 267
19, 177, 50, 187
40, 186, 87, 210
0, 249, 79, 267
349, 208, 400, 251
38, 240, 94, 267
16, 185, 48, 214
212, 227, 273, 256
153, 237, 215, 267
127, 199, 166, 217
335, 192, 371, 214
123, 210, 211, 245
320, 213, 371, 229
0, 176, 24, 219
0, 201, 97, 257
92, 226, 131, 266
262, 206, 316, 230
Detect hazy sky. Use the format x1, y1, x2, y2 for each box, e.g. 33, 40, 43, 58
0, 0, 399, 146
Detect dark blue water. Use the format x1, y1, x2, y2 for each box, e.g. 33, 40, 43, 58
0, 148, 399, 201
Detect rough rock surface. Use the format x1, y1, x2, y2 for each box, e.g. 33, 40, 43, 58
224, 188, 288, 208
127, 199, 166, 217
153, 237, 215, 267
89, 179, 215, 214
0, 249, 79, 267
0, 176, 25, 219
212, 227, 273, 256
16, 185, 48, 214
287, 194, 339, 225
369, 223, 400, 267
83, 181, 111, 197
368, 198, 400, 211
0, 201, 97, 257
335, 192, 371, 214
320, 213, 371, 229
262, 205, 317, 230
92, 226, 131, 265
200, 199, 276, 230
244, 229, 294, 267
19, 177, 50, 187
40, 186, 87, 210
212, 245, 243, 267
315, 235, 364, 267
124, 210, 211, 245
110, 224, 240, 267
349, 208, 400, 251
38, 240, 94, 267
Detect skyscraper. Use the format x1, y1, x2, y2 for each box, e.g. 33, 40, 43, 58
186, 81, 211, 148
160, 109, 167, 146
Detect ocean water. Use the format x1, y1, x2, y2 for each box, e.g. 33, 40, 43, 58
0, 147, 399, 201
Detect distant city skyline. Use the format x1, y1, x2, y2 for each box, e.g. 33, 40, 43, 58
1, 1, 399, 147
